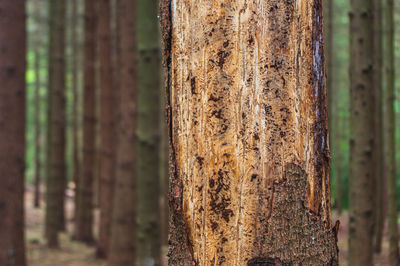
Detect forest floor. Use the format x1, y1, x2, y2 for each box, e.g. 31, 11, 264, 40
25, 185, 106, 266
333, 211, 392, 266
25, 186, 393, 265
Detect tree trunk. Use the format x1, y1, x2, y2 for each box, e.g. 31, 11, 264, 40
96, 0, 116, 258
108, 0, 137, 264
70, 0, 82, 235
0, 0, 27, 264
76, 0, 96, 243
137, 0, 162, 265
325, 0, 341, 215
33, 0, 42, 209
159, 44, 169, 260
383, 0, 399, 264
45, 0, 66, 247
161, 1, 339, 265
348, 0, 375, 264
372, 0, 385, 254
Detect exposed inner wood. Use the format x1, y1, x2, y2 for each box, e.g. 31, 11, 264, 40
164, 0, 338, 265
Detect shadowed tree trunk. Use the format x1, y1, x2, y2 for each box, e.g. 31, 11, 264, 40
33, 0, 42, 209
45, 0, 66, 247
0, 0, 27, 264
161, 1, 339, 265
96, 0, 117, 258
372, 0, 385, 254
383, 0, 399, 264
348, 0, 374, 264
137, 0, 162, 265
70, 0, 82, 236
325, 0, 341, 215
76, 0, 96, 243
108, 0, 137, 264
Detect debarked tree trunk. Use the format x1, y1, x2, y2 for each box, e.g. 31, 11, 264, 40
161, 0, 339, 265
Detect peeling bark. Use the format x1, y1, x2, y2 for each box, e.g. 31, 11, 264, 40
162, 0, 338, 265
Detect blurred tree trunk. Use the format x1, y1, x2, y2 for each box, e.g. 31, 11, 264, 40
137, 0, 161, 265
45, 0, 66, 247
0, 0, 27, 265
33, 0, 42, 209
161, 1, 339, 265
108, 0, 137, 264
383, 0, 399, 264
325, 0, 342, 214
70, 0, 82, 236
96, 0, 116, 258
348, 0, 374, 264
372, 0, 385, 254
159, 43, 169, 259
76, 0, 96, 243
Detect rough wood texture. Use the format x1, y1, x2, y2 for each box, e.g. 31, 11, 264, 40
162, 0, 339, 265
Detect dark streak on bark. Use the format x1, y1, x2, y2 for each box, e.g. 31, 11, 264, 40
312, 0, 331, 218
159, 1, 195, 265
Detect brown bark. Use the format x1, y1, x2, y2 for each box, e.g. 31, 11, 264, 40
160, 52, 169, 253
0, 0, 27, 265
383, 0, 399, 264
96, 0, 116, 258
161, 1, 338, 265
348, 0, 375, 264
71, 0, 82, 232
45, 0, 66, 247
108, 0, 137, 264
325, 0, 341, 215
76, 0, 96, 243
33, 0, 42, 209
372, 0, 385, 254
137, 0, 162, 264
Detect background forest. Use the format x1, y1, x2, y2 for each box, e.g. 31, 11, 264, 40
0, 0, 399, 265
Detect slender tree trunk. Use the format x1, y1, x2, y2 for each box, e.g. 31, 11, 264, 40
45, 0, 52, 240
348, 0, 374, 264
33, 0, 42, 209
76, 0, 96, 243
384, 0, 399, 263
70, 0, 82, 233
96, 0, 116, 258
137, 0, 162, 265
372, 0, 385, 254
161, 1, 339, 265
108, 0, 137, 264
325, 0, 342, 215
45, 0, 66, 247
0, 0, 27, 264
335, 121, 342, 214
159, 50, 169, 260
